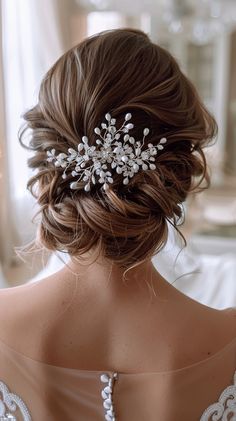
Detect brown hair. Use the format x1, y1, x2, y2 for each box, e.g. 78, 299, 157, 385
19, 28, 217, 269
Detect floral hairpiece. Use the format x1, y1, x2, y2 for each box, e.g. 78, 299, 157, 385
46, 113, 167, 192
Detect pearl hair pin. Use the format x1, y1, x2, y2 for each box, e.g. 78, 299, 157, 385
46, 113, 167, 192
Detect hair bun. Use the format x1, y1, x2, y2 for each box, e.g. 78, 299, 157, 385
19, 28, 217, 269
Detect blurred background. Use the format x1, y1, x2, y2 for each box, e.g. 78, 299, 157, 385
0, 0, 235, 308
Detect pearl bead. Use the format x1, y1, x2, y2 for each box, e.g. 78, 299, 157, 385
78, 143, 84, 151
101, 390, 107, 399
107, 408, 114, 416
125, 113, 132, 121
126, 123, 134, 130
100, 374, 109, 383
105, 113, 111, 121
121, 155, 128, 163
84, 184, 91, 192
70, 182, 78, 190
103, 400, 112, 409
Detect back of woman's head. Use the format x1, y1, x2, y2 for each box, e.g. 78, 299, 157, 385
20, 28, 217, 269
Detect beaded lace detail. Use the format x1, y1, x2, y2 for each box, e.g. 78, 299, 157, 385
0, 381, 31, 421
99, 369, 236, 421
98, 367, 236, 421
200, 370, 236, 420
100, 372, 118, 421
1, 351, 236, 421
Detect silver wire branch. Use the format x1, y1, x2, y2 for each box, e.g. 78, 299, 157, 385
46, 113, 167, 192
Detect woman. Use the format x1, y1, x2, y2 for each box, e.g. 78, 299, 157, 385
0, 28, 235, 421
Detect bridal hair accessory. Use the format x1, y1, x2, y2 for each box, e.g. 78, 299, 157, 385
46, 113, 167, 192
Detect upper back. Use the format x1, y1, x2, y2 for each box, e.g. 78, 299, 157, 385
0, 281, 236, 420
1, 278, 236, 420
0, 274, 236, 372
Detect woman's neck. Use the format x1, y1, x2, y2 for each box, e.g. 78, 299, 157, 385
58, 254, 182, 305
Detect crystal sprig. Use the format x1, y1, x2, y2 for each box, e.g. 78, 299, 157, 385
46, 113, 167, 192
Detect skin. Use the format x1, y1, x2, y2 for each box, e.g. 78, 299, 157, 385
0, 252, 236, 373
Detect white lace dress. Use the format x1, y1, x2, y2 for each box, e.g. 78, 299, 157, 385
0, 334, 236, 421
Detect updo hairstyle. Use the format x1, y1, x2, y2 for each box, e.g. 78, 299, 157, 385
19, 28, 217, 269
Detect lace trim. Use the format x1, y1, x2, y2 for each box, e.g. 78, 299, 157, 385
0, 381, 31, 421
100, 372, 118, 421
200, 370, 236, 420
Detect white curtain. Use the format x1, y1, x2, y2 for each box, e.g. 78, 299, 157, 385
0, 0, 70, 271
0, 2, 13, 283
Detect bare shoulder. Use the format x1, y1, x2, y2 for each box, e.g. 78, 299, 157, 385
197, 305, 236, 352
0, 282, 30, 314
0, 282, 38, 339
0, 276, 63, 351
216, 306, 236, 349
0, 269, 75, 321
0, 272, 83, 360
220, 306, 236, 334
